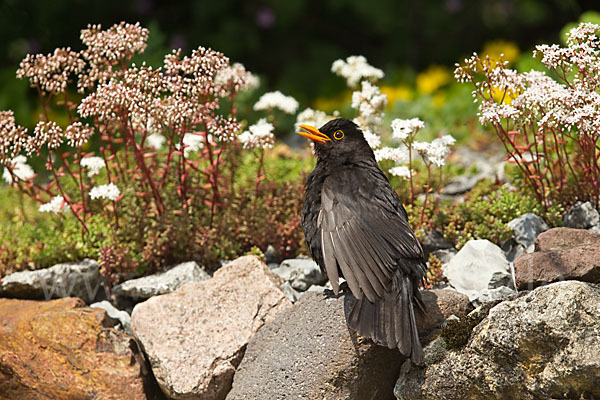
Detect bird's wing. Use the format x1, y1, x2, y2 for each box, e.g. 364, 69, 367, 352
318, 169, 424, 302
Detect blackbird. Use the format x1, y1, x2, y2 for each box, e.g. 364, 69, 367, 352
298, 118, 426, 364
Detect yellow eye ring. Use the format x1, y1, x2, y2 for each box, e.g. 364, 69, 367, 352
333, 130, 344, 140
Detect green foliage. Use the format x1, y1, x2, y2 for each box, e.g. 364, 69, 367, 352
438, 181, 563, 249
405, 179, 564, 251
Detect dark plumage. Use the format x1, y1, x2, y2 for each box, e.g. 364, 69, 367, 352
298, 118, 427, 364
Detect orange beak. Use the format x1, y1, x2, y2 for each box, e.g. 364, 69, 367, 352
297, 124, 331, 144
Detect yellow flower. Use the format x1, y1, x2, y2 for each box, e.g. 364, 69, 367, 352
380, 84, 413, 106
488, 86, 518, 104
481, 40, 520, 67
432, 92, 446, 108
416, 65, 452, 95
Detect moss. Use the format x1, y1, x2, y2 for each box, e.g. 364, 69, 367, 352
439, 301, 501, 350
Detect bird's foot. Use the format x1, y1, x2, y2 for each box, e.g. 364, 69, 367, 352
339, 281, 350, 292
322, 281, 351, 299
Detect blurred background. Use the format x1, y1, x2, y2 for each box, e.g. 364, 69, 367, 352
1, 0, 598, 131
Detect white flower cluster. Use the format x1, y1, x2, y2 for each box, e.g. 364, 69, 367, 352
80, 156, 106, 176
253, 91, 299, 114
39, 195, 69, 214
238, 118, 275, 150
380, 118, 455, 177
331, 55, 384, 87
146, 133, 166, 150
362, 129, 382, 149
90, 183, 120, 201
391, 118, 425, 141
417, 135, 456, 167
175, 133, 211, 157
388, 165, 412, 178
351, 81, 387, 144
2, 155, 34, 184
374, 147, 409, 163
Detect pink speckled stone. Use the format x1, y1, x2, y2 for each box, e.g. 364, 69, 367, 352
131, 255, 292, 399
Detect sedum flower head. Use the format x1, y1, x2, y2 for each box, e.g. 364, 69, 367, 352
0, 110, 28, 163
352, 81, 387, 133
426, 135, 455, 167
215, 62, 259, 96
90, 183, 120, 201
29, 121, 63, 154
374, 146, 409, 163
388, 165, 412, 178
39, 195, 69, 214
2, 155, 34, 184
176, 133, 209, 157
238, 118, 275, 149
17, 48, 85, 94
80, 156, 106, 176
79, 22, 149, 91
146, 133, 166, 150
361, 128, 381, 149
391, 118, 425, 141
331, 55, 384, 87
253, 91, 299, 114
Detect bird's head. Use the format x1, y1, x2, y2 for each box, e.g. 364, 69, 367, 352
297, 118, 374, 163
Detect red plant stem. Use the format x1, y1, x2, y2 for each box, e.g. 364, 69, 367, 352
421, 162, 432, 225
123, 113, 165, 215
63, 91, 74, 123
255, 148, 265, 200
434, 165, 443, 213
157, 126, 176, 190
76, 148, 87, 221
97, 129, 120, 228
43, 152, 88, 232
177, 127, 188, 210
36, 85, 50, 121
201, 123, 220, 223
494, 122, 544, 206
408, 141, 415, 206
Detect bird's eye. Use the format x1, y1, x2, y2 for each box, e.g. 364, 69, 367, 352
333, 130, 344, 140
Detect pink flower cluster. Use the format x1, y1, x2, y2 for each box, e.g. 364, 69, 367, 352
455, 22, 600, 207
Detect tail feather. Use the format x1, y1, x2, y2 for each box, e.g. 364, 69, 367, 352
347, 273, 424, 365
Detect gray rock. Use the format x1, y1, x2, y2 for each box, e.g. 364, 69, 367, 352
394, 281, 600, 400
273, 258, 327, 291
226, 291, 404, 400
0, 259, 102, 303
441, 174, 481, 195
442, 240, 512, 301
112, 261, 210, 304
590, 225, 600, 233
563, 201, 600, 229
280, 281, 301, 303
470, 286, 516, 308
488, 270, 514, 289
131, 256, 291, 400
264, 245, 279, 264
502, 239, 527, 263
421, 230, 453, 258
90, 300, 131, 333
507, 213, 549, 250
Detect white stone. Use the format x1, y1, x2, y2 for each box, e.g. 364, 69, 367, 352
442, 240, 512, 300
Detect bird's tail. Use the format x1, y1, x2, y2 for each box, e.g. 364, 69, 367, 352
347, 272, 425, 365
